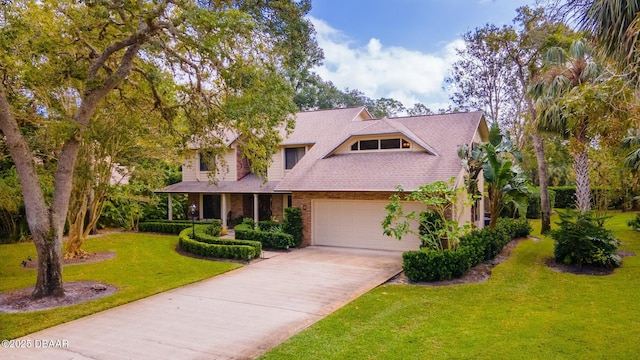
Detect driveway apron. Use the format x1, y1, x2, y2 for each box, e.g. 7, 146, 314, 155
2, 246, 402, 359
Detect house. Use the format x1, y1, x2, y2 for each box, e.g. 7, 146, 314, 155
157, 107, 489, 251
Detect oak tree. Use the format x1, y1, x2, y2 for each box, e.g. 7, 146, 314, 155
0, 0, 319, 298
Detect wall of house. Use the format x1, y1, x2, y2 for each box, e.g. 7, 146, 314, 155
182, 151, 198, 182
267, 148, 284, 181
292, 191, 396, 246
181, 148, 237, 182
229, 194, 244, 223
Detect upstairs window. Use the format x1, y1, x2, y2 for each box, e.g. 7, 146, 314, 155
350, 138, 410, 151
285, 147, 305, 169
199, 152, 211, 171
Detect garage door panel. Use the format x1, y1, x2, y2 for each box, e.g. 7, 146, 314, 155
313, 200, 424, 251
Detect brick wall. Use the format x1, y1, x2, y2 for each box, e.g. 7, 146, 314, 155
271, 194, 285, 221
292, 191, 395, 246
236, 146, 251, 180
229, 194, 244, 223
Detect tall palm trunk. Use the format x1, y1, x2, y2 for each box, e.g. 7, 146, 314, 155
573, 148, 591, 211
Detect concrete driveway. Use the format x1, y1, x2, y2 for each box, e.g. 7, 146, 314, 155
2, 246, 402, 359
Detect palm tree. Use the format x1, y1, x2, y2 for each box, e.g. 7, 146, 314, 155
482, 132, 529, 229
530, 39, 602, 212
565, 1, 640, 182
459, 122, 529, 229
566, 0, 640, 77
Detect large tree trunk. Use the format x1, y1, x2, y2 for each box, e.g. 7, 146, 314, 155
33, 231, 65, 298
0, 86, 66, 297
573, 148, 591, 212
531, 130, 552, 233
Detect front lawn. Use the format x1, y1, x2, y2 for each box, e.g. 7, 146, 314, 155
261, 212, 640, 359
0, 233, 240, 340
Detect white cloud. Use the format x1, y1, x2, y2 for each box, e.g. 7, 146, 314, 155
310, 16, 463, 111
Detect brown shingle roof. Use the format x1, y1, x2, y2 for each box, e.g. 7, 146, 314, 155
158, 174, 278, 194
276, 110, 485, 192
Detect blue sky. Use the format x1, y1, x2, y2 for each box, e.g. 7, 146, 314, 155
308, 0, 535, 110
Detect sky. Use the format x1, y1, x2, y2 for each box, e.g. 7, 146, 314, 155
308, 0, 536, 111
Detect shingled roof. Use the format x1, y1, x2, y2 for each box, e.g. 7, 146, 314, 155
275, 108, 486, 192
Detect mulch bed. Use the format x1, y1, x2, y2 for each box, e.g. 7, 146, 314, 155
544, 250, 636, 276
2, 252, 118, 314
0, 281, 116, 314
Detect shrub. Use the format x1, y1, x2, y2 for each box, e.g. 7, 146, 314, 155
139, 220, 222, 235
179, 236, 257, 261
496, 217, 532, 239
234, 223, 252, 232
204, 220, 222, 237
138, 222, 191, 234
258, 220, 279, 232
242, 217, 255, 228
550, 210, 621, 268
500, 187, 556, 219
402, 249, 472, 281
418, 210, 446, 249
550, 186, 576, 209
627, 214, 640, 231
178, 226, 261, 260
403, 218, 531, 282
235, 228, 295, 250
282, 207, 303, 247
527, 188, 556, 219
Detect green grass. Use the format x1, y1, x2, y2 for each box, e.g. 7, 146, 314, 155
261, 212, 640, 359
0, 233, 240, 339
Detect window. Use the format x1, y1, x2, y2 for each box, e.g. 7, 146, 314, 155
359, 139, 379, 150
380, 138, 400, 149
199, 152, 211, 171
285, 147, 305, 169
350, 138, 411, 151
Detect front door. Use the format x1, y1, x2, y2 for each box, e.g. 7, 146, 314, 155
258, 195, 272, 221
202, 194, 221, 219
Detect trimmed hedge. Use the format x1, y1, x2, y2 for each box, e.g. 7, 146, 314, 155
178, 225, 261, 260
235, 228, 295, 250
403, 218, 531, 282
546, 186, 638, 210
258, 220, 279, 232
139, 222, 191, 234
550, 186, 576, 209
139, 219, 222, 235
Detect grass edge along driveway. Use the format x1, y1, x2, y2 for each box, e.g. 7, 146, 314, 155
260, 212, 640, 360
0, 233, 240, 340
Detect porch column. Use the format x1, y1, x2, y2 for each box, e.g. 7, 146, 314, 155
253, 193, 259, 228
221, 194, 228, 230
199, 193, 203, 220
167, 194, 173, 221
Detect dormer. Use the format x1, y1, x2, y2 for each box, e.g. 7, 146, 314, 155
322, 118, 439, 158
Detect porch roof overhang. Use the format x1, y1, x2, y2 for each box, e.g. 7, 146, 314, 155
156, 174, 281, 194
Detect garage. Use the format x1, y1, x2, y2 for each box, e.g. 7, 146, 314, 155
312, 200, 425, 251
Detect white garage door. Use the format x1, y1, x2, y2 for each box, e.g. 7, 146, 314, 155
312, 200, 425, 251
